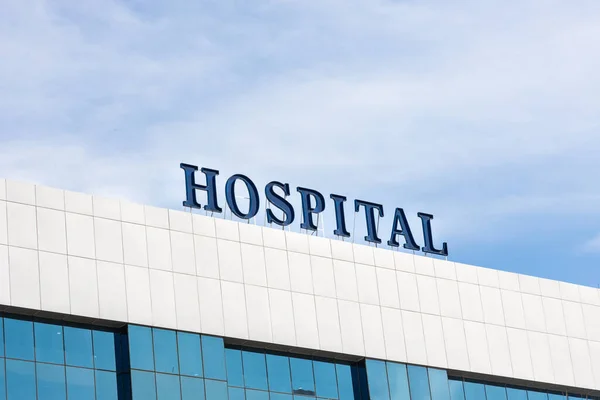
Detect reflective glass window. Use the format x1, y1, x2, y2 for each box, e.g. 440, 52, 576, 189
96, 370, 118, 400
178, 332, 203, 378
386, 363, 409, 400
64, 327, 93, 368
548, 395, 566, 400
4, 318, 34, 361
485, 385, 507, 400
202, 336, 226, 381
229, 387, 246, 400
156, 372, 182, 400
5, 359, 36, 400
243, 351, 268, 390
506, 388, 528, 400
448, 380, 465, 400
463, 382, 485, 400
247, 389, 270, 400
131, 370, 157, 400
129, 325, 155, 371
528, 391, 548, 400
154, 329, 179, 374
36, 363, 66, 400
428, 368, 450, 400
314, 361, 337, 399
205, 379, 228, 400
336, 364, 355, 400
181, 377, 205, 400
267, 354, 291, 394
35, 322, 64, 365
0, 360, 5, 400
290, 358, 315, 396
366, 359, 389, 400
270, 394, 293, 400
93, 331, 116, 371
226, 349, 244, 387
66, 366, 95, 400
0, 318, 4, 357
407, 365, 431, 400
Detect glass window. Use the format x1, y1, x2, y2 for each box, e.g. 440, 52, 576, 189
202, 336, 226, 381
66, 366, 95, 400
463, 382, 485, 400
93, 331, 116, 371
35, 322, 64, 365
243, 351, 268, 390
386, 363, 409, 400
64, 327, 93, 368
178, 332, 203, 378
290, 358, 315, 396
226, 349, 244, 387
547, 395, 566, 400
267, 354, 292, 394
485, 385, 507, 400
428, 368, 450, 400
407, 365, 431, 400
36, 363, 66, 400
129, 325, 155, 371
527, 391, 548, 400
246, 389, 270, 400
506, 388, 527, 400
4, 318, 34, 361
0, 318, 4, 357
314, 361, 338, 399
96, 370, 118, 400
156, 372, 182, 400
0, 359, 5, 400
271, 394, 293, 400
154, 329, 179, 374
366, 359, 389, 400
205, 379, 228, 400
448, 380, 465, 400
336, 364, 355, 400
229, 387, 246, 400
5, 359, 36, 400
181, 377, 205, 400
131, 370, 157, 400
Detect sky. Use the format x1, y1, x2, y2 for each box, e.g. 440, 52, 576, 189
1, 0, 600, 287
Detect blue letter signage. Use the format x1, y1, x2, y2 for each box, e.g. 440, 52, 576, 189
181, 163, 448, 256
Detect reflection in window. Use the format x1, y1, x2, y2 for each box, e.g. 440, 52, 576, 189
267, 354, 292, 394
428, 368, 450, 400
64, 327, 94, 368
156, 372, 182, 400
246, 389, 270, 400
386, 362, 410, 400
243, 351, 268, 391
129, 325, 154, 371
464, 382, 486, 400
4, 318, 34, 361
408, 365, 431, 400
290, 358, 315, 396
6, 359, 36, 400
131, 370, 157, 400
181, 377, 206, 400
0, 317, 4, 357
202, 336, 226, 381
154, 329, 179, 375
0, 360, 5, 400
226, 349, 244, 387
36, 363, 66, 400
93, 331, 117, 371
34, 322, 64, 365
527, 391, 549, 400
66, 366, 95, 400
95, 370, 118, 400
229, 387, 246, 400
448, 380, 465, 400
314, 361, 338, 399
178, 332, 203, 378
485, 385, 507, 400
366, 359, 390, 400
506, 388, 528, 400
205, 379, 228, 400
336, 364, 356, 400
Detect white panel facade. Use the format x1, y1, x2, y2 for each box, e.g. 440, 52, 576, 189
1, 179, 600, 392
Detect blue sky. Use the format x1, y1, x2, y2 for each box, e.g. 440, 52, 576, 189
1, 0, 600, 286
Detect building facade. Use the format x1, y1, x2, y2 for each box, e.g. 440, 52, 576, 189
0, 179, 600, 399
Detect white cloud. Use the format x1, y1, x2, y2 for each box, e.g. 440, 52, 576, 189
581, 234, 600, 254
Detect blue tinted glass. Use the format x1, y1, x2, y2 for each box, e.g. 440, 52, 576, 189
178, 332, 203, 377
0, 360, 5, 400
132, 370, 157, 400
290, 358, 315, 396
527, 391, 548, 400
243, 351, 268, 390
548, 395, 566, 400
64, 327, 93, 368
226, 349, 244, 387
386, 363, 409, 400
36, 363, 66, 400
407, 365, 431, 400
485, 385, 507, 400
271, 394, 293, 400
129, 326, 155, 371
448, 380, 465, 400
93, 331, 116, 371
0, 318, 4, 357
34, 322, 64, 365
154, 329, 179, 374
202, 336, 226, 380
463, 382, 485, 400
229, 387, 246, 400
205, 379, 228, 400
267, 354, 291, 393
428, 369, 450, 400
181, 377, 205, 400
6, 359, 36, 400
66, 366, 95, 400
506, 388, 527, 400
336, 364, 355, 400
366, 359, 389, 400
96, 370, 118, 400
314, 361, 338, 399
156, 373, 182, 400
247, 389, 270, 400
4, 319, 34, 361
